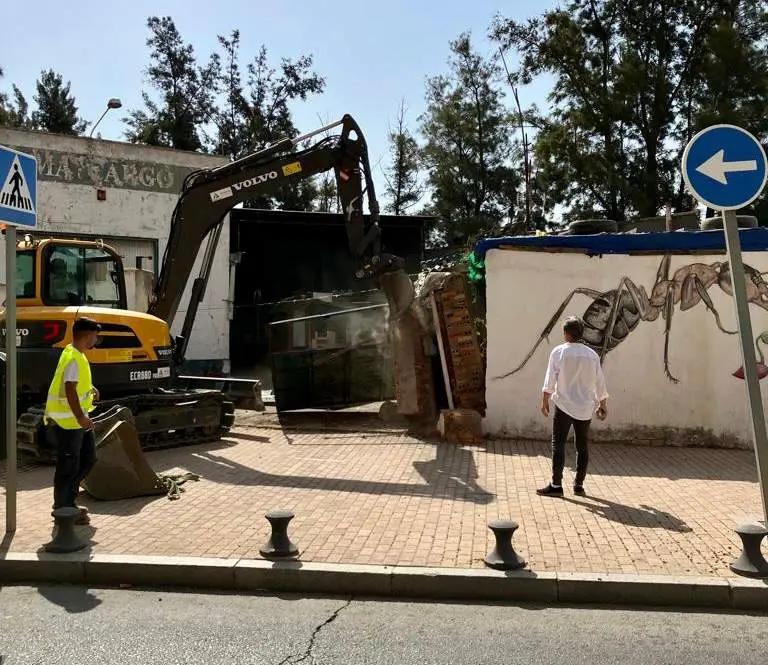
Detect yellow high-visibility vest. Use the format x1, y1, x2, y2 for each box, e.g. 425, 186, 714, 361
44, 344, 95, 429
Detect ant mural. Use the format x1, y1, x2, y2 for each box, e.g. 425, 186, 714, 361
494, 254, 768, 384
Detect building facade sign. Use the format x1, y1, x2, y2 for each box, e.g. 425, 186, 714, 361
7, 144, 197, 194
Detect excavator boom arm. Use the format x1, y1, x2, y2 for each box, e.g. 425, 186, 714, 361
148, 115, 401, 341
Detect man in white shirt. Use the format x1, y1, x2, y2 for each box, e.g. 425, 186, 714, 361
537, 316, 608, 497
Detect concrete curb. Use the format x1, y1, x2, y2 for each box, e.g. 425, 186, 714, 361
1, 553, 766, 610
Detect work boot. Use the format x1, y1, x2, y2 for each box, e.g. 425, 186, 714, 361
74, 508, 91, 525
51, 506, 90, 525
536, 483, 563, 497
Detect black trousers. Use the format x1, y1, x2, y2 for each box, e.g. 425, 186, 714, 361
50, 425, 96, 509
551, 406, 591, 486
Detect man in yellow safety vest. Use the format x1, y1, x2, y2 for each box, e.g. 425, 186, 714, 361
44, 317, 101, 524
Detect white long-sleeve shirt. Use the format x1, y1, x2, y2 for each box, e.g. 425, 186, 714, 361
542, 342, 609, 421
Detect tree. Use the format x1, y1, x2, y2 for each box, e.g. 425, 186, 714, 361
315, 174, 339, 213
383, 100, 423, 215
0, 67, 32, 129
125, 16, 220, 151
420, 34, 518, 246
309, 113, 338, 213
678, 1, 768, 218
211, 29, 247, 159
491, 0, 768, 221
210, 33, 326, 210
31, 69, 88, 134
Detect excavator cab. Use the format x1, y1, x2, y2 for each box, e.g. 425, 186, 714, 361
1, 234, 174, 396
13, 235, 127, 310
1, 233, 235, 462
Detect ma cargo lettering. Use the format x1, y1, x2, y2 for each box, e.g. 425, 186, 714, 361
7, 145, 196, 194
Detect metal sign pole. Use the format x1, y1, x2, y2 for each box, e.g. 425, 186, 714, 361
721, 211, 768, 525
5, 224, 17, 534
0, 144, 36, 536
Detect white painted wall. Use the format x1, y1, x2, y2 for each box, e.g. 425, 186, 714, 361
0, 127, 230, 366
484, 247, 768, 448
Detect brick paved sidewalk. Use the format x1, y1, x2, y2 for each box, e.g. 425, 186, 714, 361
1, 415, 764, 577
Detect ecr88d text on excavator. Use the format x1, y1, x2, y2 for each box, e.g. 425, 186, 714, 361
1, 114, 427, 463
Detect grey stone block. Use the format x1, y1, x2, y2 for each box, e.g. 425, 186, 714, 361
84, 554, 236, 590
557, 572, 732, 608
391, 566, 557, 602
729, 577, 768, 611
0, 552, 86, 585
234, 560, 393, 596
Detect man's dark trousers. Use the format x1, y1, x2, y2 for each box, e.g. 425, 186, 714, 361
50, 425, 96, 509
551, 406, 591, 486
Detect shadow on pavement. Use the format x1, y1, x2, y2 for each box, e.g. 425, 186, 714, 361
563, 496, 692, 532
131, 442, 495, 505
36, 584, 103, 613
0, 533, 14, 555
413, 444, 493, 502
484, 439, 758, 483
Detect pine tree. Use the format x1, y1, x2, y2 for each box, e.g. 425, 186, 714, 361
383, 100, 423, 215
420, 34, 518, 245
31, 69, 88, 134
491, 0, 768, 220
125, 16, 220, 151
0, 66, 33, 129
211, 36, 326, 209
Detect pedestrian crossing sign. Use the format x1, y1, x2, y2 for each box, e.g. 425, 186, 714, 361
0, 145, 37, 228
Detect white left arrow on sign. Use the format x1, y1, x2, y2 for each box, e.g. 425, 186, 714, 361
696, 149, 757, 185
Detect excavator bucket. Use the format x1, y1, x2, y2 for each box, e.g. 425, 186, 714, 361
379, 268, 417, 320
81, 406, 196, 501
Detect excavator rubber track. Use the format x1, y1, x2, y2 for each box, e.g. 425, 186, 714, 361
16, 389, 235, 465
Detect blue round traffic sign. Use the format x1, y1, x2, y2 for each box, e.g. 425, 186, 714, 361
681, 124, 767, 211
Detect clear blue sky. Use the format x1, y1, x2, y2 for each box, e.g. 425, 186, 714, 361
1, 0, 556, 203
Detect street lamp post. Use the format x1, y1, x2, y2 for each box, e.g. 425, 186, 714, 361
89, 98, 122, 138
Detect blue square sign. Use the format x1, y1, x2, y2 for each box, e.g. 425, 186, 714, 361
0, 145, 37, 228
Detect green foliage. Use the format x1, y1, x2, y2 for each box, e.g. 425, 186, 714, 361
212, 38, 325, 209
1, 66, 83, 133
491, 0, 768, 221
0, 84, 32, 130
124, 16, 221, 151
315, 171, 339, 213
125, 18, 326, 211
419, 33, 520, 245
32, 69, 88, 134
383, 100, 423, 215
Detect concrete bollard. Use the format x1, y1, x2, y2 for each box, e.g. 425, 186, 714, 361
260, 509, 299, 560
730, 521, 768, 578
43, 507, 88, 554
484, 519, 527, 571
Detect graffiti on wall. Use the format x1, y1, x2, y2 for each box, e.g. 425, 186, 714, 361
732, 331, 768, 380
494, 254, 768, 384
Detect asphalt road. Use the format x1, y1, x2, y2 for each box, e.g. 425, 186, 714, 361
1, 585, 767, 664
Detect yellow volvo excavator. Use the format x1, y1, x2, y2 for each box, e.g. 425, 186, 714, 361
0, 114, 420, 462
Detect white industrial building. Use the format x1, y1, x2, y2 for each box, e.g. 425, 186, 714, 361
0, 127, 231, 373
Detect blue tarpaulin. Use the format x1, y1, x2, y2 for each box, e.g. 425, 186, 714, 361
474, 228, 768, 261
